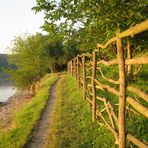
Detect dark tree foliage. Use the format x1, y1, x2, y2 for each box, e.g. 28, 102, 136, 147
7, 33, 69, 88
33, 0, 147, 51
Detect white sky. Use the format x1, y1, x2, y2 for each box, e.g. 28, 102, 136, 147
0, 0, 45, 53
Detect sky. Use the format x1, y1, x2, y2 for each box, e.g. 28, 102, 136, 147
0, 0, 45, 53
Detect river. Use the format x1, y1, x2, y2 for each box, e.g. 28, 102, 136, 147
0, 86, 17, 102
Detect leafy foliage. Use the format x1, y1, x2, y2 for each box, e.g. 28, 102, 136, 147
33, 0, 147, 51
7, 33, 68, 88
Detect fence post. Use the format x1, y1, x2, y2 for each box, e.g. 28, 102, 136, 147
117, 38, 126, 148
70, 60, 73, 75
92, 50, 97, 122
71, 60, 73, 76
74, 58, 77, 79
67, 62, 69, 73
127, 39, 132, 77
69, 62, 71, 73
77, 56, 80, 88
73, 59, 75, 78
67, 62, 70, 73
82, 55, 86, 99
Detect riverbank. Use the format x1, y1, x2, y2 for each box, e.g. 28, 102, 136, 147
0, 73, 58, 148
0, 90, 31, 129
0, 86, 17, 102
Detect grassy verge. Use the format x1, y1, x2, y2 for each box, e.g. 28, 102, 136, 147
48, 74, 115, 148
0, 73, 58, 148
94, 64, 148, 144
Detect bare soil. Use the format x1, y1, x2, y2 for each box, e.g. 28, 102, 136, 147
23, 78, 59, 148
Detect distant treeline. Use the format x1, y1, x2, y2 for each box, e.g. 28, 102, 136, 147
0, 54, 15, 85
0, 54, 8, 71
6, 33, 78, 89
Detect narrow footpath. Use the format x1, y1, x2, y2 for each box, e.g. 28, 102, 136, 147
24, 78, 59, 148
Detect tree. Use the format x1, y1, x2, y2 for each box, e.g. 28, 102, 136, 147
7, 33, 67, 89
33, 0, 147, 51
45, 36, 66, 72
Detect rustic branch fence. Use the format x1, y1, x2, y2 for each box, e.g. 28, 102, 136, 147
67, 20, 148, 148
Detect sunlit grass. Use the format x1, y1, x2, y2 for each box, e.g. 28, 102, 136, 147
95, 63, 148, 144
48, 74, 115, 148
0, 73, 58, 148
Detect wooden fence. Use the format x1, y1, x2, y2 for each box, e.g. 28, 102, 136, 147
67, 20, 148, 148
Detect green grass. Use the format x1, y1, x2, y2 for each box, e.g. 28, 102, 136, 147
0, 73, 58, 148
71, 57, 148, 146
92, 62, 148, 144
48, 74, 115, 148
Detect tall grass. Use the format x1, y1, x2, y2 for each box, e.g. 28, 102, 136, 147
95, 64, 148, 144
0, 73, 58, 148
48, 74, 115, 148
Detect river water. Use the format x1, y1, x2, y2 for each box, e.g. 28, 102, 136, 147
0, 86, 17, 102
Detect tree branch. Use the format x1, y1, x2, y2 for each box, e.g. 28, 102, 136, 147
95, 79, 119, 96
126, 96, 148, 117
97, 67, 119, 84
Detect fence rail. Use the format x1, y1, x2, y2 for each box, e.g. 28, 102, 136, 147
67, 20, 148, 148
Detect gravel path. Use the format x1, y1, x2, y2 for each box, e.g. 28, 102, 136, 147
24, 78, 59, 148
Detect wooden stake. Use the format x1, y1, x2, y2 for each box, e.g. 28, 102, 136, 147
71, 60, 73, 76
117, 38, 126, 148
77, 56, 80, 88
70, 61, 72, 75
74, 59, 77, 79
127, 39, 132, 76
67, 62, 69, 73
92, 51, 97, 122
82, 55, 86, 99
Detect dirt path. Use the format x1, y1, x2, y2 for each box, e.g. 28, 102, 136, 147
24, 78, 59, 148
